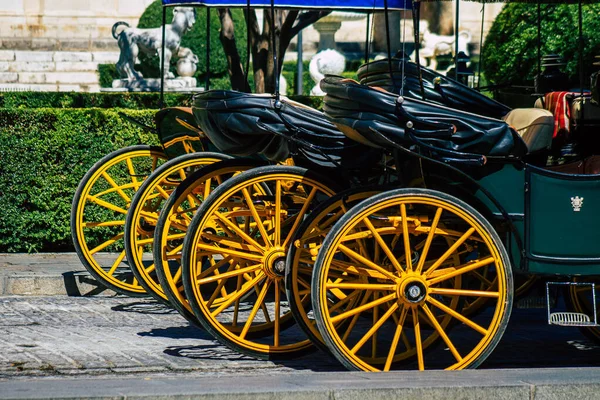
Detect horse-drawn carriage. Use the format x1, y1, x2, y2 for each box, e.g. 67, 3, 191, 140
71, 0, 600, 371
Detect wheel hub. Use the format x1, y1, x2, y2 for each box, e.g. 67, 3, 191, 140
397, 274, 428, 305
263, 248, 286, 279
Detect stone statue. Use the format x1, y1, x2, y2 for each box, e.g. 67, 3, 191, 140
309, 49, 346, 96
416, 21, 471, 71
176, 47, 199, 78
112, 7, 196, 82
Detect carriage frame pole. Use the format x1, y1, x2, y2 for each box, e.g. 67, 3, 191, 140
160, 6, 167, 108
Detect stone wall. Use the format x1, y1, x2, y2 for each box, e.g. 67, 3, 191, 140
0, 50, 118, 92
0, 0, 154, 51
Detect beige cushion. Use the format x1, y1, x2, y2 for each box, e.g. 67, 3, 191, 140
502, 108, 554, 153
571, 97, 600, 121
534, 97, 545, 109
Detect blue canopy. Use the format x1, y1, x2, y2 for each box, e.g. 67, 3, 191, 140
161, 0, 411, 10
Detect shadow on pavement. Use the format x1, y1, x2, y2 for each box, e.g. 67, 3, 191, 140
112, 301, 178, 315
483, 308, 600, 369
138, 325, 212, 340
162, 343, 344, 371
164, 344, 259, 361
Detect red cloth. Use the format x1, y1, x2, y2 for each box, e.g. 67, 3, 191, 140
543, 91, 571, 139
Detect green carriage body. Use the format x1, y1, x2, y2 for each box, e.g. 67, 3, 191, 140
470, 162, 600, 276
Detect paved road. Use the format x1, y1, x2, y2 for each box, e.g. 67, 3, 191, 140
0, 295, 599, 380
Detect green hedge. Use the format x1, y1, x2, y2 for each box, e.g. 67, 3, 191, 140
0, 92, 190, 109
483, 3, 600, 86
0, 108, 158, 252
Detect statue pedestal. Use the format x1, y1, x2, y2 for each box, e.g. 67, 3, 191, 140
110, 76, 199, 91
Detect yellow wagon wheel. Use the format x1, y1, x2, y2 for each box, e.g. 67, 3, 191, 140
153, 158, 267, 323
312, 188, 513, 371
124, 152, 232, 303
566, 277, 600, 344
288, 188, 464, 356
182, 165, 339, 359
71, 145, 167, 296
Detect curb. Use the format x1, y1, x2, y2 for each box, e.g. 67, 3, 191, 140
1, 368, 600, 400
0, 253, 115, 296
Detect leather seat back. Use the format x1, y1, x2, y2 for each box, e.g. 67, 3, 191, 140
502, 108, 554, 153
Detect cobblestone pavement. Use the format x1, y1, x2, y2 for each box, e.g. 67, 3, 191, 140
1, 295, 599, 380
0, 296, 339, 379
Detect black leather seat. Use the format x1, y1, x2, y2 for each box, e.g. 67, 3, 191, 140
357, 58, 511, 120
321, 76, 528, 158
192, 90, 381, 170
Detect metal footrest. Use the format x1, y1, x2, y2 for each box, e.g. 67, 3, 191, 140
549, 312, 596, 326
546, 281, 598, 327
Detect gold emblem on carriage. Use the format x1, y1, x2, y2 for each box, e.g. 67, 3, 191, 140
571, 196, 584, 212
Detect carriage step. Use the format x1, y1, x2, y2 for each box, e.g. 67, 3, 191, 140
546, 281, 598, 327
549, 312, 597, 326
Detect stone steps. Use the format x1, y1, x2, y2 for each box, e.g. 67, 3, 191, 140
0, 50, 118, 92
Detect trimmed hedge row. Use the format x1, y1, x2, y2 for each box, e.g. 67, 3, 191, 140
98, 61, 359, 97
0, 91, 324, 110
0, 108, 158, 252
0, 92, 191, 109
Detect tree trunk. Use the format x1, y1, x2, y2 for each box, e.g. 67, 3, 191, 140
218, 9, 250, 92
220, 9, 330, 94
373, 12, 403, 55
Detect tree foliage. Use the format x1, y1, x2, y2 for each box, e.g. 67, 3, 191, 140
483, 3, 600, 87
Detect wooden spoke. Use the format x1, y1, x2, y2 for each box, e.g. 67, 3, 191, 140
329, 290, 362, 314
415, 207, 443, 273
82, 220, 125, 228
210, 273, 264, 317
194, 243, 263, 261
331, 293, 396, 323
338, 244, 398, 281
239, 280, 271, 339
87, 196, 128, 215
429, 287, 500, 298
143, 263, 156, 274
274, 180, 281, 246
154, 183, 173, 201
89, 232, 124, 255
341, 291, 373, 342
421, 303, 462, 363
427, 296, 488, 335
412, 307, 424, 371
362, 218, 403, 274
274, 280, 281, 347
350, 302, 398, 355
282, 187, 318, 248
469, 270, 495, 287
325, 282, 397, 291
232, 273, 243, 326
428, 257, 496, 286
242, 188, 273, 247
400, 204, 413, 271
107, 250, 126, 276
198, 263, 262, 285
101, 171, 131, 203
425, 228, 476, 277
126, 158, 139, 187
384, 305, 408, 371
214, 211, 266, 253
206, 261, 239, 308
